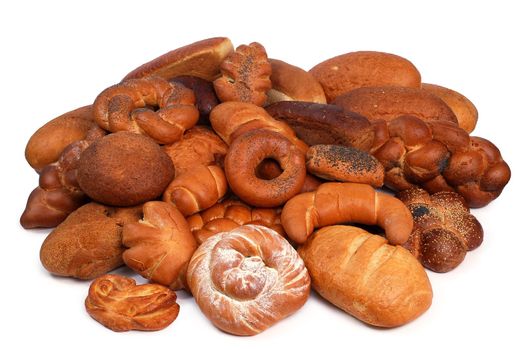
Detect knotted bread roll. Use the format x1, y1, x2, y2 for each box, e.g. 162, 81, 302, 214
187, 224, 310, 336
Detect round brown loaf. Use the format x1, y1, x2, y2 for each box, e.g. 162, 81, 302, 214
309, 51, 421, 102
333, 86, 458, 124
25, 105, 95, 172
77, 132, 174, 206
421, 83, 478, 133
266, 58, 326, 104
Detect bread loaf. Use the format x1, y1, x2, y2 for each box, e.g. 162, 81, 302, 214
299, 225, 432, 327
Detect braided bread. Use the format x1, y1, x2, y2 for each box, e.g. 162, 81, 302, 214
20, 126, 106, 228
122, 201, 197, 290
397, 188, 483, 272
209, 101, 309, 154
187, 225, 310, 336
281, 182, 413, 245
370, 115, 511, 207
187, 199, 284, 244
93, 77, 198, 144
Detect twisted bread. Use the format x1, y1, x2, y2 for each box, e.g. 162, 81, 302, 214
162, 164, 228, 216
209, 101, 309, 154
397, 188, 483, 272
85, 274, 180, 332
187, 225, 310, 336
170, 76, 219, 123
20, 126, 106, 228
281, 182, 413, 245
93, 77, 198, 144
163, 126, 228, 177
299, 225, 432, 327
187, 199, 284, 244
370, 115, 511, 207
122, 202, 197, 290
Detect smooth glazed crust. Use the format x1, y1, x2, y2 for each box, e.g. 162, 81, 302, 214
281, 182, 413, 245
266, 58, 326, 104
422, 83, 478, 133
122, 201, 197, 290
123, 37, 234, 81
85, 274, 180, 332
299, 225, 432, 327
25, 105, 95, 172
309, 51, 421, 102
333, 86, 458, 124
40, 203, 142, 279
187, 225, 310, 336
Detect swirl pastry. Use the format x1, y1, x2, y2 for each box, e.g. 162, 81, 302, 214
187, 224, 310, 336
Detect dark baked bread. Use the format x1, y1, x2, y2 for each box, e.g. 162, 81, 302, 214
77, 132, 174, 206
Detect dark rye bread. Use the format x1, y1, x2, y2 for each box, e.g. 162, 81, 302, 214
333, 86, 458, 124
265, 101, 374, 151
306, 145, 384, 187
77, 132, 174, 206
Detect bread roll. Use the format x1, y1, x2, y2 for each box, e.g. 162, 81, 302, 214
299, 225, 432, 327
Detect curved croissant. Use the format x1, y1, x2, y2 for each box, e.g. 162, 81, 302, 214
187, 224, 310, 336
281, 182, 413, 245
162, 164, 228, 216
85, 274, 180, 332
93, 77, 199, 144
122, 201, 197, 290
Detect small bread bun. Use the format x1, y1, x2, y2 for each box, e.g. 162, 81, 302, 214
77, 132, 174, 206
266, 58, 326, 104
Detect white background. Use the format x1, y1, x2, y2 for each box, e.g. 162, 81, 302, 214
1, 0, 521, 349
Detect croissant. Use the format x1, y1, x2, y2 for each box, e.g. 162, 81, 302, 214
281, 182, 413, 245
187, 224, 310, 336
299, 225, 432, 327
186, 199, 284, 244
122, 201, 197, 290
20, 126, 106, 229
162, 164, 227, 216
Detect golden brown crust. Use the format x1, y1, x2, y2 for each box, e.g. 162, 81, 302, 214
187, 225, 310, 336
162, 164, 228, 216
309, 51, 421, 102
123, 37, 234, 81
85, 274, 180, 332
333, 86, 458, 124
77, 132, 174, 207
93, 77, 199, 144
298, 225, 432, 327
225, 130, 306, 207
266, 58, 326, 104
213, 42, 272, 106
25, 105, 95, 172
122, 201, 197, 290
422, 83, 478, 133
187, 199, 284, 244
281, 182, 413, 245
40, 203, 142, 279
306, 144, 384, 187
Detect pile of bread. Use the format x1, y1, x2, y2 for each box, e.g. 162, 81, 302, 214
21, 37, 511, 335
